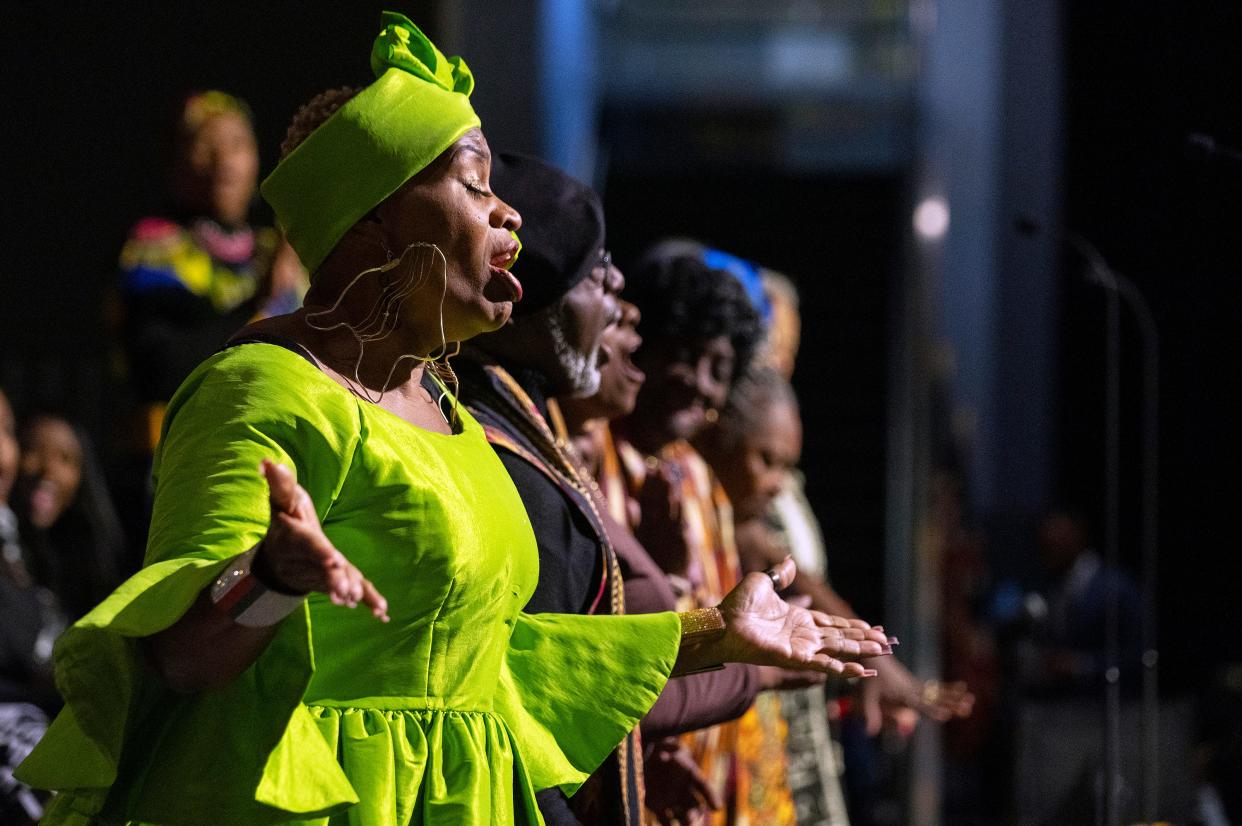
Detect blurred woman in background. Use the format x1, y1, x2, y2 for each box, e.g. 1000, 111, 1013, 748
558, 302, 811, 826
697, 275, 975, 824
0, 391, 67, 825
695, 364, 850, 824
610, 241, 801, 825
115, 90, 307, 421
14, 413, 126, 620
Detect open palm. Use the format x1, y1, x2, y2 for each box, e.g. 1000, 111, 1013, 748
717, 559, 889, 677
260, 459, 389, 620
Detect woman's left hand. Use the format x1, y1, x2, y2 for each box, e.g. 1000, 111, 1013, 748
714, 557, 891, 677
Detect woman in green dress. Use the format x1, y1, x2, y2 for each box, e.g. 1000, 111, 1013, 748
17, 13, 890, 826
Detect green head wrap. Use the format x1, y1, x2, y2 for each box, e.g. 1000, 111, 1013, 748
261, 12, 481, 273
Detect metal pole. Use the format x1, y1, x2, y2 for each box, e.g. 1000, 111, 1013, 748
1101, 271, 1122, 826
1114, 274, 1160, 821
1071, 235, 1160, 823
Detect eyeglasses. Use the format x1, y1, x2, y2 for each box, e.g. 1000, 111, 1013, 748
595, 249, 623, 294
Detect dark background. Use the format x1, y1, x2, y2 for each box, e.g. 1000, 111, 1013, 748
1060, 2, 1242, 690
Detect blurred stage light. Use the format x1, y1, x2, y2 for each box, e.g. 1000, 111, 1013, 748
913, 196, 950, 241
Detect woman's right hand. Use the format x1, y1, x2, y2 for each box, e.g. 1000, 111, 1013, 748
674, 558, 891, 678
259, 459, 389, 621
714, 558, 889, 677
149, 461, 387, 693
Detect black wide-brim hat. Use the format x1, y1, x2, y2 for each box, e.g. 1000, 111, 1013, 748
490, 152, 605, 317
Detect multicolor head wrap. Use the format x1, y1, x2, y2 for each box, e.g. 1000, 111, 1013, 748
261, 12, 482, 274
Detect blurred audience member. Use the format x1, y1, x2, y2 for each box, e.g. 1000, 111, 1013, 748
0, 391, 63, 825
1009, 510, 1145, 824
929, 473, 1001, 825
111, 90, 306, 557
931, 475, 995, 750
1016, 511, 1143, 694
14, 413, 126, 620
114, 91, 306, 454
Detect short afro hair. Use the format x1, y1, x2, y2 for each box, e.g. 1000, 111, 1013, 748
625, 239, 766, 383
279, 86, 362, 159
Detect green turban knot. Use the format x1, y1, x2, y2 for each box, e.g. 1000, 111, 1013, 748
261, 11, 481, 274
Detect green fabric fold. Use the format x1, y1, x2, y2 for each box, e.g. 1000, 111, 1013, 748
496, 612, 681, 795
18, 347, 366, 825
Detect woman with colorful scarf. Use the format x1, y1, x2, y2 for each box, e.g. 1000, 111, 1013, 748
116, 90, 307, 439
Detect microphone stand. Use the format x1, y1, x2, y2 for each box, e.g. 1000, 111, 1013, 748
1065, 233, 1161, 825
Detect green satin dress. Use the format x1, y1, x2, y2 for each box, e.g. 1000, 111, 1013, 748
17, 343, 681, 825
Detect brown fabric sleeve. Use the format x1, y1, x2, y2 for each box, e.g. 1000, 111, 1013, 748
640, 663, 761, 739
598, 496, 762, 738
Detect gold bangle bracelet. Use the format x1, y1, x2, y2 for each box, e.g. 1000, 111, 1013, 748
678, 607, 726, 643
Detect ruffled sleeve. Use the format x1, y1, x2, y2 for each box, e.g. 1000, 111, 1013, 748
16, 346, 362, 825
494, 610, 681, 796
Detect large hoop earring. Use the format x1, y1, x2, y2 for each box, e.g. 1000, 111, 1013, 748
303, 241, 452, 407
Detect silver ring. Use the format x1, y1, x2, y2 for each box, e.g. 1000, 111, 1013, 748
767, 569, 783, 589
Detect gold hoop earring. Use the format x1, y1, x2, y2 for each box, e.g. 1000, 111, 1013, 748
303, 242, 451, 406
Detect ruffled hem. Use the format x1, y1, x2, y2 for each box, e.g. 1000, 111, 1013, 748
16, 563, 681, 826
16, 555, 357, 826
496, 611, 681, 796
300, 705, 541, 825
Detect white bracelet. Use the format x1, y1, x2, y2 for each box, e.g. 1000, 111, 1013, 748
210, 546, 305, 628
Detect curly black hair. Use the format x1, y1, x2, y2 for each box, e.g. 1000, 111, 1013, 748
624, 239, 766, 383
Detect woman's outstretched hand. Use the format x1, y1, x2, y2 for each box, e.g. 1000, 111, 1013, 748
259, 459, 389, 621
148, 460, 388, 693
676, 557, 891, 677
857, 657, 975, 737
